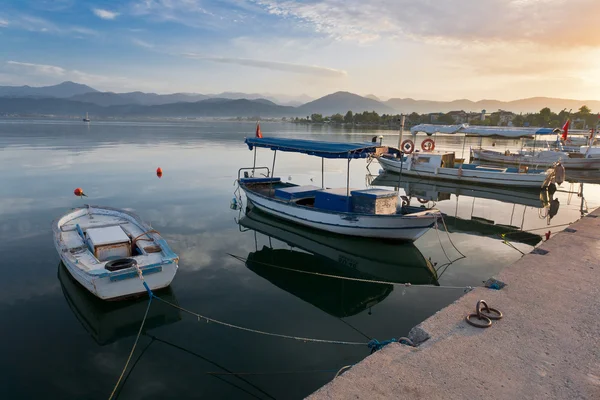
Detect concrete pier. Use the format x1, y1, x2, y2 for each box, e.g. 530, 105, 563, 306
309, 209, 600, 400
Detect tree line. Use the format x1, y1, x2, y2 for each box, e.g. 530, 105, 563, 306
291, 106, 598, 129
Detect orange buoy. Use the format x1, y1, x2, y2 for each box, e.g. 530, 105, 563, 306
74, 188, 87, 197
156, 167, 163, 178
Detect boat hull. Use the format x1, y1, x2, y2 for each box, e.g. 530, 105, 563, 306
240, 185, 437, 241
377, 156, 548, 188
59, 255, 178, 301
471, 149, 600, 170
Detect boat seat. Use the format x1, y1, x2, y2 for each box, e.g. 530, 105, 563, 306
240, 177, 281, 184
275, 185, 321, 201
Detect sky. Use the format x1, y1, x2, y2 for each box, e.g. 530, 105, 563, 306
1, 0, 600, 101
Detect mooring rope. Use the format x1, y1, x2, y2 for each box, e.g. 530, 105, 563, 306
108, 295, 153, 400
227, 253, 473, 291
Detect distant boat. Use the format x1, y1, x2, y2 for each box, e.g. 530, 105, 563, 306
83, 112, 90, 122
53, 205, 179, 301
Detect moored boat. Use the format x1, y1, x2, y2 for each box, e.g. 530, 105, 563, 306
239, 137, 440, 241
53, 205, 178, 301
376, 151, 559, 188
471, 148, 600, 170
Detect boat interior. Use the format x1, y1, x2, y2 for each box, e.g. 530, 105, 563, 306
58, 209, 164, 273
240, 177, 431, 216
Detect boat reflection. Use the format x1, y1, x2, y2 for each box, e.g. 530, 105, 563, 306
58, 263, 181, 346
238, 208, 439, 318
369, 173, 545, 246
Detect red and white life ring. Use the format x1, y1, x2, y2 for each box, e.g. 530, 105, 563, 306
401, 139, 415, 154
421, 138, 435, 152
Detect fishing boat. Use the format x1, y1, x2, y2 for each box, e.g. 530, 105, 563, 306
53, 205, 179, 301
83, 112, 90, 122
239, 209, 438, 317
471, 148, 600, 170
58, 263, 181, 345
376, 151, 560, 188
239, 137, 440, 241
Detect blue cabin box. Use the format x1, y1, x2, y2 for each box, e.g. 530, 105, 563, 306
315, 188, 354, 213
274, 185, 321, 201
351, 189, 398, 215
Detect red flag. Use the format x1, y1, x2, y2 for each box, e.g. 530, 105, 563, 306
561, 119, 570, 140
256, 122, 263, 138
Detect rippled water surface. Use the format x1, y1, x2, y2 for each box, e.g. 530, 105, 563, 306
1, 119, 598, 399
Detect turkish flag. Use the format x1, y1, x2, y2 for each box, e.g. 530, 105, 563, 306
561, 119, 570, 140
256, 122, 263, 138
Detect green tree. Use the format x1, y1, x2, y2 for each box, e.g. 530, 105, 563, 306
330, 113, 344, 123
436, 113, 456, 125
579, 105, 591, 115
310, 113, 324, 123
344, 110, 354, 123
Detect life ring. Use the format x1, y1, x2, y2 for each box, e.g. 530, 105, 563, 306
421, 138, 435, 152
401, 139, 415, 154
105, 258, 137, 272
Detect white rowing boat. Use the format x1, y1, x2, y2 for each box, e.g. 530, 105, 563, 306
53, 205, 178, 301
471, 148, 600, 170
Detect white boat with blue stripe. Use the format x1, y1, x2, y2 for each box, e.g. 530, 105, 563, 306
53, 205, 179, 301
238, 137, 440, 241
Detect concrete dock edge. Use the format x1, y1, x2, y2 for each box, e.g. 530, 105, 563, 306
308, 209, 600, 400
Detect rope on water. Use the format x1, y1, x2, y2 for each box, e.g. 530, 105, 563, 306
152, 294, 368, 346
108, 295, 153, 400
227, 253, 472, 291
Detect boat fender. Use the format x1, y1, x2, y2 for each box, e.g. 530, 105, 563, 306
554, 163, 565, 185
105, 258, 138, 272
549, 199, 560, 219
421, 138, 435, 152
401, 139, 415, 154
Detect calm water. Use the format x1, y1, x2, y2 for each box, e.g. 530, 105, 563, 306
1, 119, 599, 399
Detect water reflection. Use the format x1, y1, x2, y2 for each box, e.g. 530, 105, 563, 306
369, 173, 546, 246
239, 208, 438, 318
58, 263, 181, 346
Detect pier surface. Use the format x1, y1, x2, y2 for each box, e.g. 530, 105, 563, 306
309, 209, 600, 400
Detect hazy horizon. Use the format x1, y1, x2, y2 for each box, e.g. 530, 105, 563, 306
2, 1, 600, 101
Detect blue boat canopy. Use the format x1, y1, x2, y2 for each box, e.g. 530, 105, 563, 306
245, 137, 381, 159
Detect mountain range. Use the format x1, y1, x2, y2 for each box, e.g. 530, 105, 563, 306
1, 81, 598, 118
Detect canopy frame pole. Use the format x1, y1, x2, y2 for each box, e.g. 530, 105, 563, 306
252, 147, 257, 176
321, 158, 324, 189
270, 150, 277, 196
346, 153, 351, 209
397, 114, 405, 149
461, 134, 467, 160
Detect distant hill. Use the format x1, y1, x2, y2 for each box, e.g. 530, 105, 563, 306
2, 81, 600, 117
118, 91, 209, 105
365, 94, 381, 101
0, 97, 293, 117
297, 91, 396, 116
69, 92, 138, 107
0, 81, 98, 98
385, 97, 600, 114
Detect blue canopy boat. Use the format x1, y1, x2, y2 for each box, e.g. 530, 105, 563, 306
238, 137, 440, 241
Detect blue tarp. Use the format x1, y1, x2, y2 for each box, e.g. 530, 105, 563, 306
245, 137, 381, 159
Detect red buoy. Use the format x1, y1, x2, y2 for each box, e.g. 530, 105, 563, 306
74, 188, 86, 197
156, 167, 163, 178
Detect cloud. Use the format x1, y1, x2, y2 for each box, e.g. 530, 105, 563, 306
131, 38, 154, 49
7, 61, 66, 76
4, 60, 154, 91
254, 0, 600, 48
92, 8, 119, 20
131, 0, 214, 26
183, 53, 347, 77
2, 13, 97, 35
